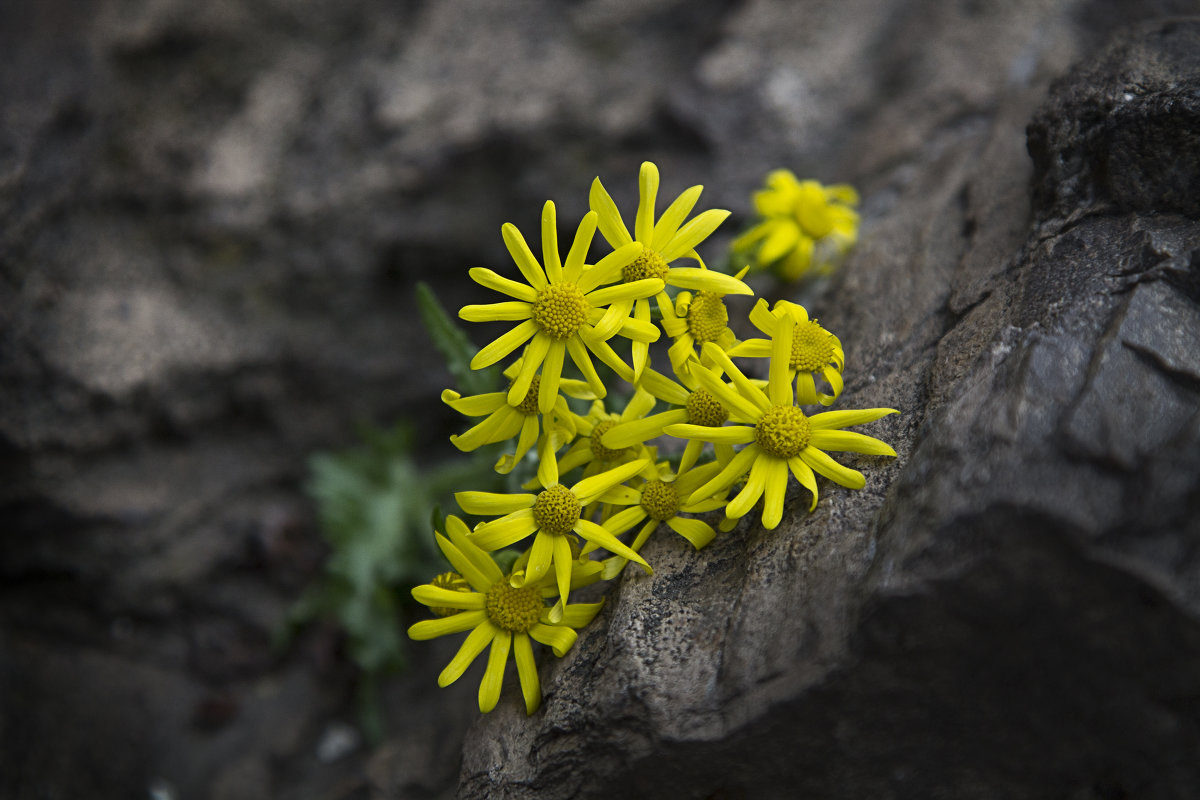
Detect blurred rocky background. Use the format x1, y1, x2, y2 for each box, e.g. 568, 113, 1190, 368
2, 1, 1198, 799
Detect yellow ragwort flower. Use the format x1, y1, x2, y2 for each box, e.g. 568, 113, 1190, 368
460, 201, 663, 414
590, 161, 753, 378
733, 171, 859, 281
555, 389, 659, 480
441, 359, 594, 486
592, 459, 728, 579
660, 265, 751, 377
408, 516, 604, 714
727, 299, 845, 406
456, 459, 653, 620
664, 329, 897, 530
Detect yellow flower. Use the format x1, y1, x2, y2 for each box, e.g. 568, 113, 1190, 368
727, 299, 845, 406
555, 389, 659, 479
589, 161, 753, 378
455, 459, 653, 620
460, 201, 663, 414
591, 459, 728, 579
408, 516, 604, 714
664, 328, 897, 530
733, 171, 859, 281
602, 365, 736, 475
660, 265, 751, 377
441, 360, 594, 486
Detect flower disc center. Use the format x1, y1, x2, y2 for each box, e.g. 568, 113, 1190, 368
685, 389, 729, 427
640, 480, 680, 522
485, 581, 543, 633
686, 292, 729, 344
513, 375, 542, 415
791, 321, 836, 372
589, 420, 626, 462
622, 250, 669, 283
429, 571, 471, 618
755, 405, 811, 459
532, 283, 589, 340
532, 484, 582, 535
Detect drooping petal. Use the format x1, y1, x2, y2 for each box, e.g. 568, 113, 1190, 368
507, 334, 550, 407
725, 457, 770, 520
409, 610, 489, 641
688, 445, 758, 504
665, 516, 717, 549
512, 633, 541, 715
566, 336, 607, 398
575, 518, 652, 572
549, 535, 575, 620
470, 320, 538, 370
761, 458, 790, 529
478, 630, 512, 713
449, 409, 510, 452
560, 600, 605, 629
529, 622, 576, 657
516, 531, 555, 591
787, 456, 820, 511
799, 447, 866, 489
602, 504, 648, 536
436, 622, 495, 686
538, 340, 566, 414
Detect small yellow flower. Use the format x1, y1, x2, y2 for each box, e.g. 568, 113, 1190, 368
456, 459, 653, 620
592, 459, 728, 579
408, 516, 604, 714
460, 201, 663, 414
664, 329, 897, 530
555, 390, 658, 479
727, 299, 845, 406
590, 161, 753, 378
442, 360, 593, 486
733, 171, 859, 281
659, 265, 751, 377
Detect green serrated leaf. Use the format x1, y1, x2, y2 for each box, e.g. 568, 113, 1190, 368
416, 281, 499, 396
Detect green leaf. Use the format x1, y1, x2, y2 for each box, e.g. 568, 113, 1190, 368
416, 281, 499, 396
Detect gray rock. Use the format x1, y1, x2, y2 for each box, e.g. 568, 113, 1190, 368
457, 15, 1200, 800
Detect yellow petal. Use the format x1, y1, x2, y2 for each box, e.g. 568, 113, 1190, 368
540, 201, 562, 283
468, 267, 538, 302
808, 408, 899, 430
809, 429, 897, 457
512, 633, 541, 715
660, 208, 730, 262
761, 458, 790, 530
665, 516, 716, 549
589, 176, 634, 250
455, 492, 535, 516
788, 456, 819, 511
409, 610, 488, 642
470, 509, 539, 551
501, 222, 548, 290
650, 184, 702, 251
412, 585, 486, 610
529, 622, 576, 657
470, 320, 537, 369
799, 447, 865, 489
436, 622, 495, 686
664, 267, 753, 296
478, 630, 511, 713
635, 161, 660, 244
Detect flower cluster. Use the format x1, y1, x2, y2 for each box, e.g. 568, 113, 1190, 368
409, 162, 896, 714
733, 170, 860, 281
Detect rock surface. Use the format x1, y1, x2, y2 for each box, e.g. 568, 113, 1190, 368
2, 1, 1198, 799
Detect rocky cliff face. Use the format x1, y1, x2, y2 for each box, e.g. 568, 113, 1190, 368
2, 1, 1197, 799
